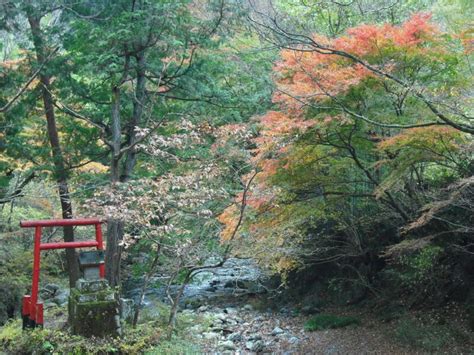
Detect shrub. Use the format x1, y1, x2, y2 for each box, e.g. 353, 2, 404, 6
304, 314, 360, 331
394, 318, 464, 351
0, 305, 203, 354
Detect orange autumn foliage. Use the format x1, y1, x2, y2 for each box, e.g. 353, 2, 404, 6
217, 13, 455, 251
273, 13, 441, 114
217, 204, 239, 242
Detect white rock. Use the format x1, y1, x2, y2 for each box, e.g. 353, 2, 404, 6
198, 305, 209, 312
203, 332, 220, 340
189, 325, 203, 333
271, 326, 285, 336
215, 313, 228, 321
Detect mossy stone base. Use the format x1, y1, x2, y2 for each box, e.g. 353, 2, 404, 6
68, 279, 121, 338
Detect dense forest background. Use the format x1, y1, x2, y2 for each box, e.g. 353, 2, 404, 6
0, 0, 473, 353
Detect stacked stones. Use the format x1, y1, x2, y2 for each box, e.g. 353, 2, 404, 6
68, 251, 121, 337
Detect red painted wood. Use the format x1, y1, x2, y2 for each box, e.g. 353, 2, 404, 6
40, 241, 99, 250
21, 218, 107, 327
22, 295, 30, 316
95, 224, 105, 278
30, 226, 42, 322
20, 218, 102, 228
36, 303, 44, 326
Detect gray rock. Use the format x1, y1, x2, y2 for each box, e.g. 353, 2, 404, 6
52, 290, 69, 306
246, 340, 265, 352
44, 283, 60, 293
248, 334, 262, 341
271, 326, 285, 336
227, 332, 243, 342
120, 298, 134, 324
243, 304, 254, 311
40, 289, 54, 300
288, 336, 299, 344
218, 340, 236, 351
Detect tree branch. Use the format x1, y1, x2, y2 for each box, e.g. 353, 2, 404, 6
0, 47, 59, 113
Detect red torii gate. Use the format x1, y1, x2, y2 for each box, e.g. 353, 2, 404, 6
20, 218, 105, 328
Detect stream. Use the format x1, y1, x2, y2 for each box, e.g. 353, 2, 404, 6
125, 258, 309, 353
123, 258, 414, 354
125, 258, 267, 308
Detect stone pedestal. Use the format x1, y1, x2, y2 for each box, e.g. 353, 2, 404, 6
68, 279, 121, 337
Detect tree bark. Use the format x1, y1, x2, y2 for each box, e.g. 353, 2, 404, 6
105, 85, 123, 287
106, 53, 147, 286
27, 14, 80, 288
123, 52, 146, 181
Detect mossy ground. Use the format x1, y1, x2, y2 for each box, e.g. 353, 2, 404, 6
0, 301, 202, 354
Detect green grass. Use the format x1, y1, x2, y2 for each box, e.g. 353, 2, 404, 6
304, 314, 360, 331
394, 318, 469, 352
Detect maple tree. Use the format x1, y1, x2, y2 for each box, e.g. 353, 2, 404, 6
218, 13, 473, 293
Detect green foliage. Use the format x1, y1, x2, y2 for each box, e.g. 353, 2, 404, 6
304, 314, 360, 331
0, 303, 203, 354
394, 318, 468, 351
146, 338, 200, 354
398, 246, 444, 286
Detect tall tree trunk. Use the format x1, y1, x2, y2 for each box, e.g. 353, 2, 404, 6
123, 52, 146, 182
106, 86, 123, 287
28, 14, 79, 288
106, 53, 147, 286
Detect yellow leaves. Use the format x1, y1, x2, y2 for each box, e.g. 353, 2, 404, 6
377, 126, 465, 152
374, 126, 467, 199
0, 57, 26, 69
217, 204, 239, 242
275, 257, 299, 274
77, 161, 108, 174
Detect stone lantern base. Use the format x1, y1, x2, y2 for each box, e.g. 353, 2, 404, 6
68, 279, 121, 337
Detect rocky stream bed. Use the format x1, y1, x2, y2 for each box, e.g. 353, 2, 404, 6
123, 258, 434, 354
37, 258, 472, 353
